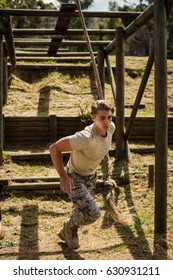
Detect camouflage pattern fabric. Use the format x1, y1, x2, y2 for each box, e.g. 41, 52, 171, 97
67, 167, 101, 227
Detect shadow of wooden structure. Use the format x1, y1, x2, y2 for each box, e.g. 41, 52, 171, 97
0, 1, 173, 238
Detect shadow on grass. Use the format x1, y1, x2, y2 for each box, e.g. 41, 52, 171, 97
100, 156, 168, 260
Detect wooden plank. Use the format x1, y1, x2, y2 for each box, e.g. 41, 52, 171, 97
5, 127, 49, 132
15, 57, 91, 63
13, 29, 116, 36
13, 40, 111, 47
11, 152, 51, 161
5, 132, 49, 138
48, 4, 77, 55
3, 182, 61, 191
16, 51, 96, 57
11, 152, 69, 161
0, 8, 141, 18
5, 137, 49, 143
9, 176, 59, 182
0, 8, 140, 18
2, 179, 113, 191
5, 121, 49, 127
0, 34, 3, 165
3, 116, 173, 145
5, 116, 49, 121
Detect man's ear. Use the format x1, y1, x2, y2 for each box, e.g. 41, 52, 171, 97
91, 114, 95, 121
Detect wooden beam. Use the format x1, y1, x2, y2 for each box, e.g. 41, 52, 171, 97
125, 47, 154, 140
0, 9, 140, 18
13, 28, 116, 36
3, 53, 8, 105
12, 40, 111, 47
1, 179, 120, 191
105, 55, 116, 103
15, 51, 96, 57
0, 33, 3, 165
97, 47, 105, 97
14, 57, 91, 63
154, 0, 168, 234
48, 4, 76, 55
0, 12, 15, 67
115, 27, 125, 159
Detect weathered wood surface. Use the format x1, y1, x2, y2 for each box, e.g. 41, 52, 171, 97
3, 116, 173, 145
48, 4, 77, 55
0, 8, 140, 18
0, 12, 16, 67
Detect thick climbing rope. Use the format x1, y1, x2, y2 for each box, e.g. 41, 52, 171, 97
76, 0, 103, 99
76, 0, 128, 224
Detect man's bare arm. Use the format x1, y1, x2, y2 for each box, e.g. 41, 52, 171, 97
49, 137, 74, 194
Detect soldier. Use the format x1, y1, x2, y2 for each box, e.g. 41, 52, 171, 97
49, 100, 115, 249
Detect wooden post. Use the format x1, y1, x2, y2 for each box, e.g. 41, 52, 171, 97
125, 47, 154, 140
97, 47, 105, 98
105, 54, 116, 104
154, 0, 168, 233
115, 27, 125, 159
0, 33, 3, 165
3, 52, 8, 105
0, 12, 15, 67
148, 164, 154, 189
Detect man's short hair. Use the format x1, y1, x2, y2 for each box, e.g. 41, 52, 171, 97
91, 99, 114, 115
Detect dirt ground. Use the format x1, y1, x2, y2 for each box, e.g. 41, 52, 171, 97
1, 150, 173, 260
0, 57, 173, 260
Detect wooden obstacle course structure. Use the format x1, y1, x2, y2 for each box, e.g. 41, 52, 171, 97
0, 1, 172, 235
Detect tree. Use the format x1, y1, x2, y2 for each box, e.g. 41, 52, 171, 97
143, 0, 173, 59
54, 0, 94, 10
5, 0, 51, 28
0, 0, 7, 8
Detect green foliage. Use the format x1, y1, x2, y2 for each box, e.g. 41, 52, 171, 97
56, 0, 94, 10
0, 0, 7, 8
5, 0, 49, 28
78, 105, 91, 125
2, 152, 9, 161
119, 169, 129, 181
0, 240, 18, 248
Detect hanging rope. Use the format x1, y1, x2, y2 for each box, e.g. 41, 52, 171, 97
76, 0, 103, 99
76, 1, 130, 224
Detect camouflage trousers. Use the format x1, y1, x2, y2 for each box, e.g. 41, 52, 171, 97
66, 167, 101, 227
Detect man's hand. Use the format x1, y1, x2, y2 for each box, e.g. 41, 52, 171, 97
60, 175, 74, 195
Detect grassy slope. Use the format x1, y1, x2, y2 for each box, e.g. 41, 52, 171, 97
3, 56, 173, 117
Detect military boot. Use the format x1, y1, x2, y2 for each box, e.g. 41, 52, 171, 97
58, 218, 79, 250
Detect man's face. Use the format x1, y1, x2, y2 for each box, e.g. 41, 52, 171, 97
91, 110, 113, 137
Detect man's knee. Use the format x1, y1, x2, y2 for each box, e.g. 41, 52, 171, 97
88, 204, 101, 223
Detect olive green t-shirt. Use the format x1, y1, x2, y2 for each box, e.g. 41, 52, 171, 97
68, 122, 115, 176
